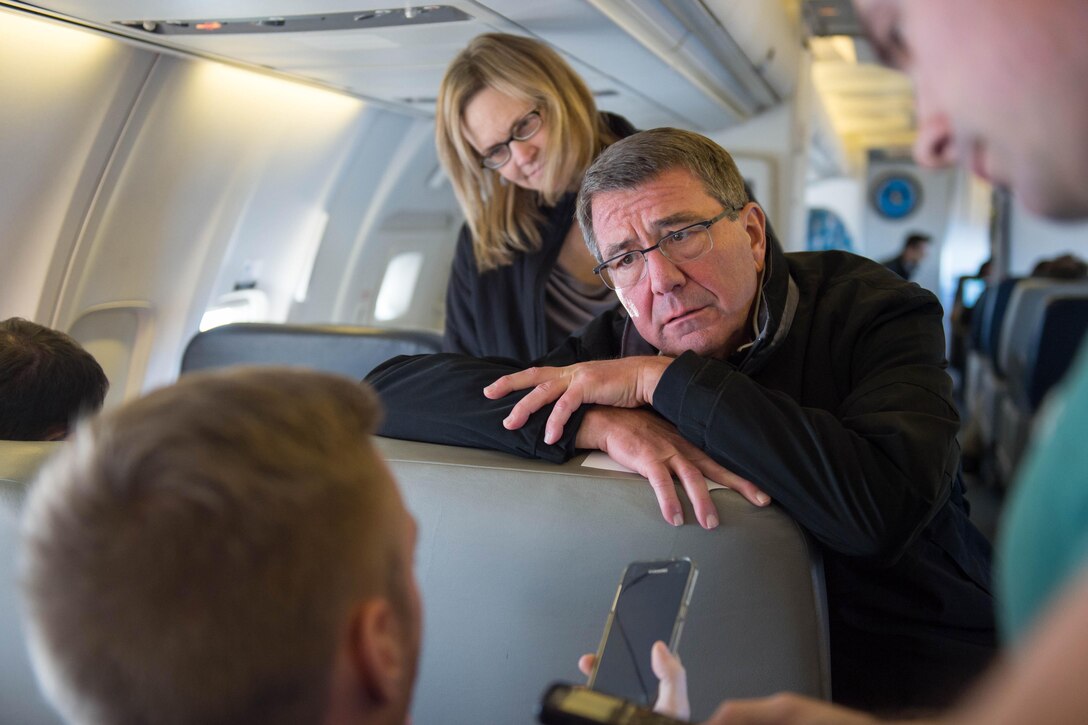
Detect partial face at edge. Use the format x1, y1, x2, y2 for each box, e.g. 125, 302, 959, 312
854, 0, 1088, 219
590, 168, 766, 359
367, 455, 423, 721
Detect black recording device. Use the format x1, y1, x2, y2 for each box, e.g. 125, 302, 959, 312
538, 682, 690, 725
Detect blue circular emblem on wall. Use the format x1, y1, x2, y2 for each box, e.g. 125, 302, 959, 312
870, 174, 922, 219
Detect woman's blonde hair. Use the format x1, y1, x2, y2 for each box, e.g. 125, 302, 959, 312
436, 33, 620, 272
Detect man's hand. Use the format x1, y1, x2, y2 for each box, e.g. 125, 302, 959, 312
483, 357, 672, 445
578, 641, 690, 721
701, 693, 884, 725
577, 408, 770, 528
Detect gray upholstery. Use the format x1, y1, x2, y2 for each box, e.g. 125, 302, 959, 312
0, 441, 60, 514
180, 323, 442, 379
379, 439, 830, 724
997, 280, 1088, 385
0, 462, 63, 723
995, 281, 1088, 484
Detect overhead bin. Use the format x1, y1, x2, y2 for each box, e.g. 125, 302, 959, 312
23, 0, 798, 131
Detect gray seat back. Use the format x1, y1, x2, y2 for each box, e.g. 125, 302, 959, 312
0, 502, 63, 723
181, 323, 442, 379
998, 280, 1088, 382
0, 441, 61, 514
380, 439, 829, 724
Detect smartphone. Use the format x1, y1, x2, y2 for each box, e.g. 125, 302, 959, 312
538, 682, 689, 725
587, 558, 697, 706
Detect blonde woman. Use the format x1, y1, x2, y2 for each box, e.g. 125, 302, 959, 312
436, 33, 634, 361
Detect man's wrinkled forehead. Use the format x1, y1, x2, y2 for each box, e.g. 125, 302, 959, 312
597, 208, 707, 260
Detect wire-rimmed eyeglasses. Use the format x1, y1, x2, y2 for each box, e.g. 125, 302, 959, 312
592, 206, 742, 291
480, 110, 543, 170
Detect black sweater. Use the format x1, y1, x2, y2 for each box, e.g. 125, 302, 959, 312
370, 242, 996, 711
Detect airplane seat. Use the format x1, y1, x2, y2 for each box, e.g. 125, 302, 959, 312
962, 286, 992, 421
380, 439, 831, 724
997, 290, 1088, 485
979, 278, 1024, 366
968, 286, 992, 352
0, 441, 61, 513
1022, 295, 1088, 409
180, 323, 443, 379
973, 278, 1022, 464
0, 457, 64, 723
949, 276, 986, 374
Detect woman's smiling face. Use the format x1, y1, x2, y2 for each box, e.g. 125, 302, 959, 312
462, 86, 553, 193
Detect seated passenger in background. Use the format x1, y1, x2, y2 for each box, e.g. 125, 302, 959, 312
18, 367, 688, 724
437, 33, 632, 361
0, 317, 108, 441
368, 128, 996, 712
880, 231, 930, 280
1030, 253, 1088, 280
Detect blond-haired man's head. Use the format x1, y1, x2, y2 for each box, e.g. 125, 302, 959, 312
21, 368, 421, 725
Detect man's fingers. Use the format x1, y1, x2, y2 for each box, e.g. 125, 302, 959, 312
502, 379, 568, 430
702, 461, 771, 508
650, 641, 689, 720
483, 367, 554, 399
672, 458, 719, 529
645, 466, 685, 526
578, 653, 596, 678
543, 387, 584, 444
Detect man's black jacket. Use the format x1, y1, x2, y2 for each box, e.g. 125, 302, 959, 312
368, 241, 996, 711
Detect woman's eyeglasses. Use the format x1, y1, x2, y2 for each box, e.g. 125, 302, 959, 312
480, 110, 543, 170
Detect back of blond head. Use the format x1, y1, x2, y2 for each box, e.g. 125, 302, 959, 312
436, 33, 619, 271
20, 368, 395, 725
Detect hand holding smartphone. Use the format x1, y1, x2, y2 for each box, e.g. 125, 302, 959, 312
587, 559, 697, 706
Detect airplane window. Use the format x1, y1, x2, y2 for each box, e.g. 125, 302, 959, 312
375, 252, 423, 322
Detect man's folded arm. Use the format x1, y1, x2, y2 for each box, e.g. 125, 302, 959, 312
653, 301, 958, 563
366, 309, 626, 460
365, 352, 585, 462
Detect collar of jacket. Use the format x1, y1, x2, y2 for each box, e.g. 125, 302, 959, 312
619, 211, 798, 373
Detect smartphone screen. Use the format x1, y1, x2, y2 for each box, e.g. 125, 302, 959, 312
588, 559, 697, 706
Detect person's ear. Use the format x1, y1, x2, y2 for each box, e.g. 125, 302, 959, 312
349, 598, 407, 705
743, 203, 768, 273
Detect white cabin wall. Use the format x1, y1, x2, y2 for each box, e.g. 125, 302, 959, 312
708, 99, 808, 253
8, 14, 369, 406
706, 46, 812, 253
292, 109, 460, 331
861, 160, 954, 298
938, 169, 992, 300
805, 177, 864, 246
0, 9, 153, 321
1007, 203, 1088, 276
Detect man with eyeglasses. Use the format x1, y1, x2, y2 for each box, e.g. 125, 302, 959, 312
368, 127, 995, 711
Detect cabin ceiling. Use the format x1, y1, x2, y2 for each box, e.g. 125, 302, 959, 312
803, 0, 916, 174
10, 0, 915, 177
10, 0, 802, 133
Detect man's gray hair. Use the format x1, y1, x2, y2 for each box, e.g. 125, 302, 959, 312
20, 367, 394, 725
576, 128, 750, 260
